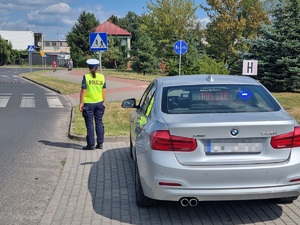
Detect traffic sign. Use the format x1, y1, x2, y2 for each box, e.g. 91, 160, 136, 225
90, 32, 108, 51
28, 45, 35, 52
174, 40, 188, 55
242, 60, 258, 75
40, 51, 45, 57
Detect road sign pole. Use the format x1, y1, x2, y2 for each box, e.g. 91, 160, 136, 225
27, 45, 35, 72
179, 54, 182, 76
29, 52, 32, 72
99, 51, 102, 74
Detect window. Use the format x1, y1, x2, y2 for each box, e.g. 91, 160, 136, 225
52, 42, 57, 47
121, 38, 127, 46
139, 82, 156, 115
45, 42, 50, 47
162, 84, 281, 114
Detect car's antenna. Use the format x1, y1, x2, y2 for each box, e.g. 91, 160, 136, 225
206, 75, 214, 82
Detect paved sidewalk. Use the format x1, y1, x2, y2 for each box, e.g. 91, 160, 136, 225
39, 140, 300, 225
37, 69, 300, 225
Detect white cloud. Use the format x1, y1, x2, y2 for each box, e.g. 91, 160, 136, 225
0, 20, 36, 31
74, 4, 115, 23
0, 3, 16, 11
0, 0, 59, 8
41, 3, 71, 14
199, 17, 210, 27
27, 3, 74, 26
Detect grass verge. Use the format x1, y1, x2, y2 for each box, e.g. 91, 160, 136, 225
272, 92, 300, 122
22, 70, 79, 95
73, 102, 132, 136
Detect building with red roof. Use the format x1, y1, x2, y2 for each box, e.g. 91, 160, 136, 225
93, 20, 131, 53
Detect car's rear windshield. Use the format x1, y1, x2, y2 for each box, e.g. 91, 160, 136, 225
162, 84, 281, 114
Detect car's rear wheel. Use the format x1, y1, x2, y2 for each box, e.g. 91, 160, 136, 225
135, 162, 158, 207
276, 196, 298, 203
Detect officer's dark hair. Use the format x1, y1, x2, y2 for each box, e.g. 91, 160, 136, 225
89, 66, 98, 78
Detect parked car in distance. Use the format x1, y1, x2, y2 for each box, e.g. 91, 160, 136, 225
122, 74, 300, 207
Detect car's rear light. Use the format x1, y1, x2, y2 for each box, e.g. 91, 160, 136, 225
271, 126, 300, 149
290, 178, 300, 183
150, 130, 197, 151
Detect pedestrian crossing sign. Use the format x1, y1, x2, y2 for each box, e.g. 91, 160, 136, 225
28, 45, 35, 52
89, 32, 108, 51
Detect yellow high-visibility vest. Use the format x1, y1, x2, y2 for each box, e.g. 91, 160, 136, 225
83, 73, 105, 103
138, 97, 154, 127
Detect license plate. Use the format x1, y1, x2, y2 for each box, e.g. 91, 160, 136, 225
204, 138, 263, 154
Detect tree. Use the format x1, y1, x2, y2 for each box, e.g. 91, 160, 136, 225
108, 12, 142, 44
0, 36, 13, 65
262, 0, 280, 12
247, 0, 300, 91
202, 0, 269, 69
102, 36, 124, 69
168, 54, 228, 75
130, 34, 159, 75
142, 0, 199, 58
66, 11, 99, 67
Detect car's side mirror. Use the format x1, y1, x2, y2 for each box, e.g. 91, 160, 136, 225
121, 98, 137, 108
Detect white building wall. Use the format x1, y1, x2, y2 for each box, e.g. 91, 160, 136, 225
0, 30, 34, 50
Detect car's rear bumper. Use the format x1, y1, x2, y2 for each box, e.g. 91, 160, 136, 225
137, 151, 300, 201
149, 184, 300, 201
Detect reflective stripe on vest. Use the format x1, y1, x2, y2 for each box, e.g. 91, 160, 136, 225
83, 73, 105, 103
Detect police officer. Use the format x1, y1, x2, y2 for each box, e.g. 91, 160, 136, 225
79, 59, 106, 150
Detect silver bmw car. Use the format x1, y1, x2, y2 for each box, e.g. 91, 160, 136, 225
122, 74, 300, 207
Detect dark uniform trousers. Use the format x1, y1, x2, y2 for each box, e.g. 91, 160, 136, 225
82, 101, 105, 146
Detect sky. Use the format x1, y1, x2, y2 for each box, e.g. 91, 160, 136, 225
0, 0, 209, 41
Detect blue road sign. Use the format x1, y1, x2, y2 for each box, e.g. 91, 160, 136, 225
90, 32, 108, 51
28, 45, 35, 52
174, 40, 188, 55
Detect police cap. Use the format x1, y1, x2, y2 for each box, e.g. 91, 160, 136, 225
86, 59, 99, 67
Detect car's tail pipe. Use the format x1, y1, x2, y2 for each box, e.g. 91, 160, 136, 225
180, 198, 190, 207
189, 198, 198, 207
180, 197, 198, 207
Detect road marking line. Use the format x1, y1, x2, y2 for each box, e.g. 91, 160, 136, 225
21, 94, 35, 107
46, 96, 64, 108
0, 96, 10, 107
20, 96, 35, 108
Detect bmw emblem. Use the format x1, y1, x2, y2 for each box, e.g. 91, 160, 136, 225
230, 128, 239, 136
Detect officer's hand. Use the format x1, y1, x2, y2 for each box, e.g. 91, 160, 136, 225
79, 104, 83, 112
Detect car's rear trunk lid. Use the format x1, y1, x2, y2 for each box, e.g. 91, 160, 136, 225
163, 112, 295, 165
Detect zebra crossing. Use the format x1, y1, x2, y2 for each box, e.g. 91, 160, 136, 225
0, 92, 65, 108
0, 75, 23, 84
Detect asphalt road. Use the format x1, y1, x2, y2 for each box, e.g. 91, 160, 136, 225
0, 68, 72, 225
